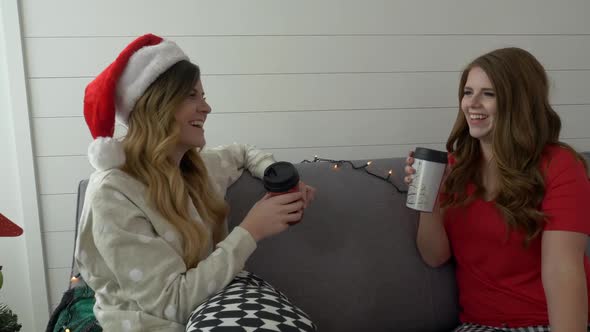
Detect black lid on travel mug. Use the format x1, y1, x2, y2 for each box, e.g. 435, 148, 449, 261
263, 162, 300, 193
413, 147, 448, 164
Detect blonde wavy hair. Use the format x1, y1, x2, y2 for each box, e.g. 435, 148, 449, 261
442, 47, 588, 246
122, 60, 228, 268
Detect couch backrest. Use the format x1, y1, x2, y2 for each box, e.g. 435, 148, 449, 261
74, 152, 590, 223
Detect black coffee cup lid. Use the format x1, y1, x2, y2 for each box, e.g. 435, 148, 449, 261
414, 147, 448, 164
263, 161, 300, 192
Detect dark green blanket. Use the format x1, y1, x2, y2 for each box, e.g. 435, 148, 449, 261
46, 282, 101, 332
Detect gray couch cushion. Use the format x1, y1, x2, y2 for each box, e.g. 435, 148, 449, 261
226, 158, 458, 332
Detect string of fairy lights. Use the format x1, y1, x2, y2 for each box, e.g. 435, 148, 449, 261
301, 155, 408, 194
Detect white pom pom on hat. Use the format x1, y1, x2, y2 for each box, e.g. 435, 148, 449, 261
83, 33, 189, 170
87, 137, 126, 171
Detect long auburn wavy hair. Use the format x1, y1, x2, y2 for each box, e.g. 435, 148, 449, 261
442, 47, 588, 245
122, 60, 228, 268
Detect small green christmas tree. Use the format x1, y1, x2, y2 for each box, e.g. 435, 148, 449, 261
0, 303, 22, 332
0, 213, 24, 332
0, 266, 21, 332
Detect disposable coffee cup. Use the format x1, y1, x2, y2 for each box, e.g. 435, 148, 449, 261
263, 161, 302, 225
406, 147, 448, 212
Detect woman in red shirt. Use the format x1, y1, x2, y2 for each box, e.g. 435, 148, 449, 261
405, 47, 590, 331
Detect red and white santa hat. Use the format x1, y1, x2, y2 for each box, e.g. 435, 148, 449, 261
83, 33, 189, 171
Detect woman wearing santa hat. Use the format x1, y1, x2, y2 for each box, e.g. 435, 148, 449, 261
76, 34, 316, 331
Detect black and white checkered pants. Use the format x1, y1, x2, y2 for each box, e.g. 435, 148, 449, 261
186, 271, 317, 332
454, 323, 590, 331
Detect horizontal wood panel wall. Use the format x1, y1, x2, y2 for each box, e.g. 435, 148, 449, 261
19, 0, 590, 308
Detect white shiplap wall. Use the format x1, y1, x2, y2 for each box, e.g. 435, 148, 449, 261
18, 0, 590, 311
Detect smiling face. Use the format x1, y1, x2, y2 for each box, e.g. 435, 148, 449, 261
174, 80, 211, 152
460, 66, 498, 145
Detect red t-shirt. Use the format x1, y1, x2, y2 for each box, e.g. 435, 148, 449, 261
444, 145, 590, 327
